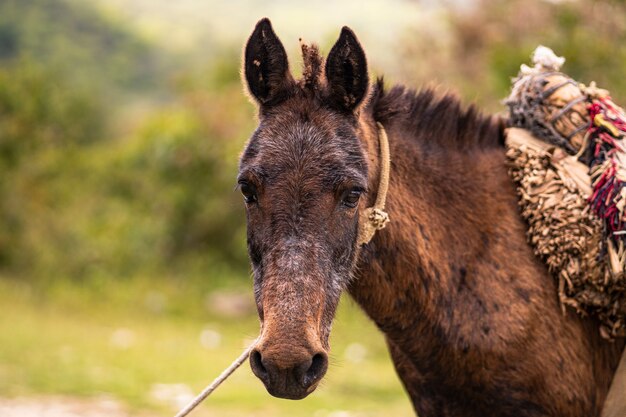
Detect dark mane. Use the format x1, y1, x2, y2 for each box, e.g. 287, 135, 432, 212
295, 45, 505, 151
369, 78, 506, 150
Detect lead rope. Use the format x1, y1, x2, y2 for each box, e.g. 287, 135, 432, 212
174, 123, 390, 417
173, 338, 258, 417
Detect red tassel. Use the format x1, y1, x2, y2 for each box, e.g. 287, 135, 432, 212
588, 97, 626, 241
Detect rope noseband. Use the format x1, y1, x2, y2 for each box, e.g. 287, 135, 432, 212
357, 122, 391, 245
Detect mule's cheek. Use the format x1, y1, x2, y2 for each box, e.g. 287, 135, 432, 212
247, 221, 270, 323
255, 301, 265, 323
253, 276, 265, 322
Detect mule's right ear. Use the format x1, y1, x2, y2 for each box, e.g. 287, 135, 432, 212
243, 18, 294, 106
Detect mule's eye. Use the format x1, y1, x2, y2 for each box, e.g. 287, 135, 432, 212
239, 181, 258, 204
342, 189, 362, 208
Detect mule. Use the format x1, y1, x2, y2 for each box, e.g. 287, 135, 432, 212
238, 18, 625, 416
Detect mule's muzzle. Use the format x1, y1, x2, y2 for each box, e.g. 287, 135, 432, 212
250, 345, 328, 399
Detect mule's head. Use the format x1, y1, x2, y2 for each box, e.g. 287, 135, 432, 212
239, 18, 372, 399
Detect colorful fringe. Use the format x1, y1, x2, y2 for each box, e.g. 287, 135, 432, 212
587, 96, 626, 279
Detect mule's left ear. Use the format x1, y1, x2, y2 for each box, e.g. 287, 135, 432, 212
325, 27, 369, 112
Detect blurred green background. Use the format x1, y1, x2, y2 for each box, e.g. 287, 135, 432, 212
1, 0, 625, 416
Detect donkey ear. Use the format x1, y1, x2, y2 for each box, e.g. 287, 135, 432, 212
325, 27, 369, 112
244, 18, 294, 106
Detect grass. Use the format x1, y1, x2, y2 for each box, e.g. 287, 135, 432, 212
0, 276, 413, 416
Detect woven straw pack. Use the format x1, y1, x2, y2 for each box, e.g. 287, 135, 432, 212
506, 46, 626, 339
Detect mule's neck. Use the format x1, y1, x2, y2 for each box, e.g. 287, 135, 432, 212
348, 109, 624, 417
349, 111, 521, 346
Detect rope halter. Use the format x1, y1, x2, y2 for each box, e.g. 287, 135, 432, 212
357, 122, 391, 245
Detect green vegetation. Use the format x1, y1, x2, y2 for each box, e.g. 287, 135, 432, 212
0, 0, 252, 280
0, 0, 167, 94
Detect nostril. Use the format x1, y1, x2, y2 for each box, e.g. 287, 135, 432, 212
250, 349, 268, 382
303, 352, 328, 388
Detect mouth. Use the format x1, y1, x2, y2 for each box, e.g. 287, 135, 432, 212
265, 381, 320, 400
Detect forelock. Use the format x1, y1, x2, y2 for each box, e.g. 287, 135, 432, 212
300, 42, 324, 91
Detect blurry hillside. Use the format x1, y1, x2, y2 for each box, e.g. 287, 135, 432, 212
1, 0, 625, 285
397, 0, 626, 112
0, 0, 252, 283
